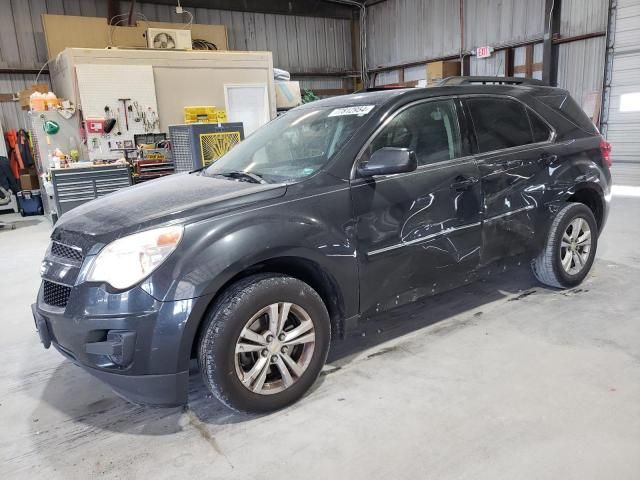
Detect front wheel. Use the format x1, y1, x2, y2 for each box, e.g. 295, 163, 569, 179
198, 274, 331, 413
532, 202, 598, 288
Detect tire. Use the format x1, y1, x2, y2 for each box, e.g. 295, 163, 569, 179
198, 273, 331, 413
531, 202, 598, 288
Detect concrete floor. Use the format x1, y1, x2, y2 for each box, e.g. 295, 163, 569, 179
1, 190, 640, 480
612, 162, 640, 187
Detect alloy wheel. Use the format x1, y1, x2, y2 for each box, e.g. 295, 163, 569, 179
234, 302, 316, 395
560, 217, 592, 275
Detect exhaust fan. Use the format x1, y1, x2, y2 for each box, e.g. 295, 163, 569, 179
146, 28, 192, 50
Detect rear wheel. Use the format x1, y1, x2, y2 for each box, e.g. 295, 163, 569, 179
531, 203, 598, 288
198, 274, 330, 413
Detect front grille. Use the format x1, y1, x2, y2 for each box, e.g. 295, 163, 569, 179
51, 241, 84, 261
43, 280, 72, 308
51, 230, 94, 255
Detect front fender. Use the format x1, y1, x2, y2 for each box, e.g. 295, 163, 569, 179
142, 182, 358, 312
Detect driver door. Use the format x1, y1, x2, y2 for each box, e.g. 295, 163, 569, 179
351, 98, 483, 315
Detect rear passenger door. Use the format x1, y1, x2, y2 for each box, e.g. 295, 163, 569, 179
463, 96, 555, 265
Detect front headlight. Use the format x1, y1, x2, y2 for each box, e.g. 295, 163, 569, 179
87, 225, 183, 290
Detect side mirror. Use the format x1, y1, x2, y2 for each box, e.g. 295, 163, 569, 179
357, 147, 418, 177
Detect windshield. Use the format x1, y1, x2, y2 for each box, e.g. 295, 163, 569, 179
203, 105, 373, 183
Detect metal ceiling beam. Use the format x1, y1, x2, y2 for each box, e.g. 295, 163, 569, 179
137, 0, 357, 19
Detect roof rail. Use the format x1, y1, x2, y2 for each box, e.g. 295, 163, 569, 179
358, 85, 414, 92
438, 76, 546, 87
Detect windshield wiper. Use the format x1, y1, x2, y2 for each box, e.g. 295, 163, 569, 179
211, 170, 267, 184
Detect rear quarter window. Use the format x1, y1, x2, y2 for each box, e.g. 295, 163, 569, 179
537, 94, 598, 135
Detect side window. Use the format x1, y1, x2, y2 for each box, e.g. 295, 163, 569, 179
367, 100, 461, 166
467, 97, 534, 153
538, 94, 598, 134
528, 110, 552, 143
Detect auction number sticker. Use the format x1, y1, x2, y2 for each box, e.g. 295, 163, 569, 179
328, 105, 375, 117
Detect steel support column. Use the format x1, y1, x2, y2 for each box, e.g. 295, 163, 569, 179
600, 0, 616, 134
542, 0, 562, 85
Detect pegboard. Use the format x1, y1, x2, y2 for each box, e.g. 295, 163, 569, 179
30, 111, 85, 173
75, 64, 160, 161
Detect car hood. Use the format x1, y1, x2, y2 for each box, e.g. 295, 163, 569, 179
53, 172, 287, 240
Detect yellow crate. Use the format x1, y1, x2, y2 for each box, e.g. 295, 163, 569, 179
184, 106, 228, 124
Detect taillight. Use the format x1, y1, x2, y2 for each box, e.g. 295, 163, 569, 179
600, 138, 612, 168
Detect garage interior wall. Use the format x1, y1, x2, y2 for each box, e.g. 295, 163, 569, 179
0, 0, 616, 133
366, 0, 461, 73
367, 0, 545, 84
556, 0, 608, 110
0, 0, 353, 131
367, 0, 608, 111
464, 0, 545, 46
604, 0, 640, 168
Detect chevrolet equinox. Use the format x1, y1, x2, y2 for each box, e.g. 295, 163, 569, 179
33, 78, 612, 413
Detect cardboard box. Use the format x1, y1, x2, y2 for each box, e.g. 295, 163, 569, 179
18, 84, 49, 110
426, 61, 461, 85
19, 169, 40, 191
275, 81, 302, 109
42, 15, 228, 60
582, 91, 602, 124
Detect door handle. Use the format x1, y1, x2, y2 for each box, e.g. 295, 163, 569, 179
539, 153, 558, 166
450, 176, 478, 191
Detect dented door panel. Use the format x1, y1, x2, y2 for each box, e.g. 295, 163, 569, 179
352, 159, 482, 315
476, 144, 549, 264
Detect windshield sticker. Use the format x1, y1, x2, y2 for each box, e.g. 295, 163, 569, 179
328, 105, 375, 117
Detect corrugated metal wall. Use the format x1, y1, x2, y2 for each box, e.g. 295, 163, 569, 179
560, 0, 609, 37
0, 0, 618, 135
0, 0, 353, 131
465, 0, 545, 83
298, 78, 345, 91
366, 0, 608, 125
470, 50, 506, 76
366, 0, 460, 70
373, 70, 401, 87
0, 74, 50, 132
465, 0, 606, 95
557, 36, 606, 108
366, 0, 545, 71
463, 0, 545, 50
129, 2, 353, 74
367, 0, 541, 84
606, 0, 640, 169
555, 0, 608, 114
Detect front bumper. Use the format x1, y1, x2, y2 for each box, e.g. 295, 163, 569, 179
32, 284, 200, 407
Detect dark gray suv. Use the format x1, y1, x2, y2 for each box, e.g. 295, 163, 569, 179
33, 79, 612, 413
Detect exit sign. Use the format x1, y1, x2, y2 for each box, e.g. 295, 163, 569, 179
476, 46, 493, 58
